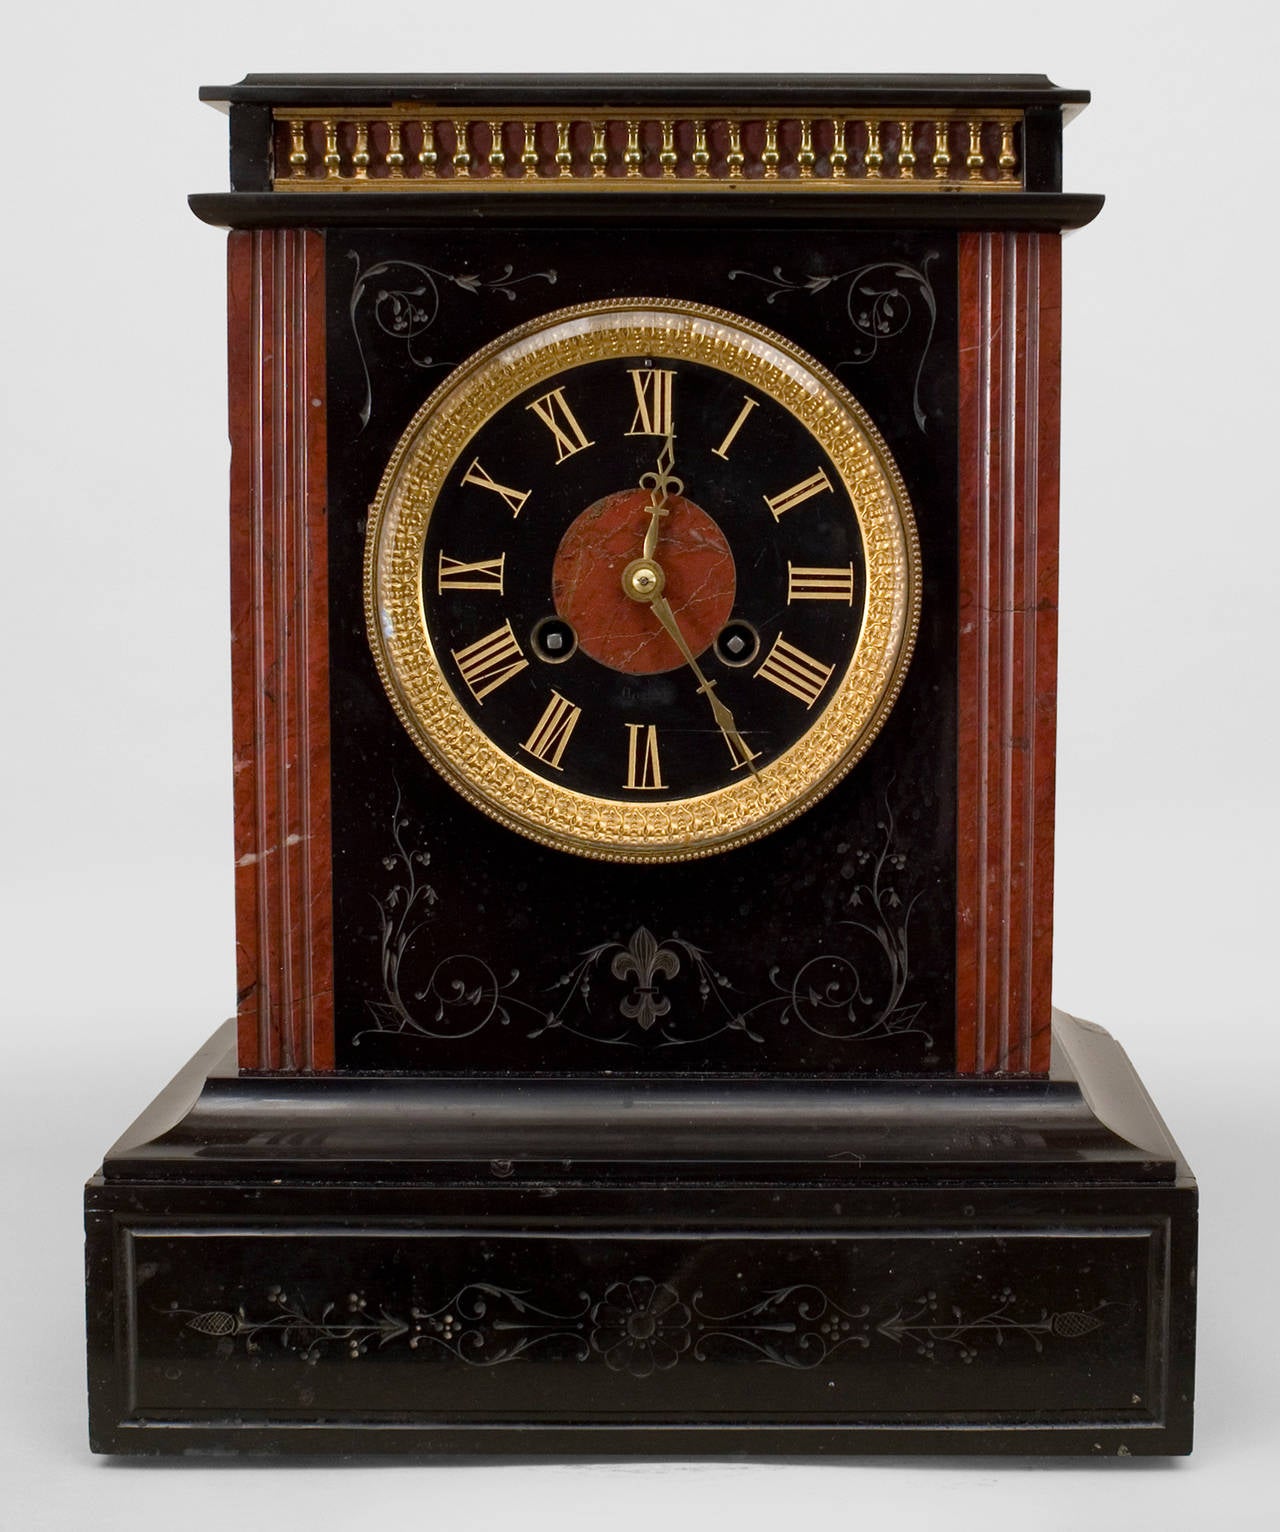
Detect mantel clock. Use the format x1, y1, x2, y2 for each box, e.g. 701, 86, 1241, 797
85, 75, 1197, 1456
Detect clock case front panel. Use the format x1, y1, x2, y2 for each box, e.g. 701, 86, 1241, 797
327, 226, 957, 1075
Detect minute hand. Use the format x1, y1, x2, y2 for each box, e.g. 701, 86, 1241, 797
648, 594, 757, 773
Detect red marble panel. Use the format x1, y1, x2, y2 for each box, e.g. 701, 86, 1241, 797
227, 229, 334, 1072
552, 489, 736, 675
955, 232, 1061, 1076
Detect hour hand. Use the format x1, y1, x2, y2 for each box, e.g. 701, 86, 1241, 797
639, 432, 682, 561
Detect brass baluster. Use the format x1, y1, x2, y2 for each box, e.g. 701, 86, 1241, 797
419, 120, 439, 178
998, 118, 1018, 183
488, 120, 506, 176
830, 119, 847, 179
288, 119, 308, 179
555, 120, 574, 178
323, 118, 341, 179
453, 120, 472, 177
659, 119, 677, 178
864, 119, 884, 179
726, 120, 744, 179
352, 120, 370, 180
625, 119, 642, 178
898, 119, 916, 180
966, 118, 985, 181
692, 120, 711, 177
590, 120, 608, 178
932, 119, 951, 180
386, 119, 404, 179
797, 119, 815, 178
762, 119, 780, 179
521, 121, 539, 178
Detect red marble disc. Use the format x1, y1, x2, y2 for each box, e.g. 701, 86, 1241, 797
552, 488, 737, 675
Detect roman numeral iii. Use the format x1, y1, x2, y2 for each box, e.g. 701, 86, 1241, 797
787, 562, 855, 604
626, 369, 675, 437
625, 724, 666, 790
460, 458, 531, 518
437, 552, 506, 594
526, 388, 594, 462
521, 692, 581, 771
452, 621, 529, 703
764, 467, 833, 520
755, 634, 835, 709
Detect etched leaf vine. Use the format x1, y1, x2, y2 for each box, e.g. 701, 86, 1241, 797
172, 1278, 1105, 1374
728, 254, 938, 430
355, 789, 930, 1052
348, 251, 557, 427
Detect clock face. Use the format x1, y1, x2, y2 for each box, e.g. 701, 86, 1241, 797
366, 299, 920, 861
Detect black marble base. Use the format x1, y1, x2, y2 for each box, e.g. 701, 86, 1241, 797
84, 1011, 1196, 1456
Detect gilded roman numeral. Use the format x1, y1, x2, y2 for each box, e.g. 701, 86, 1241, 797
526, 387, 594, 462
452, 621, 529, 703
712, 395, 758, 460
460, 458, 531, 517
723, 730, 761, 772
764, 467, 833, 520
521, 691, 581, 771
437, 552, 506, 594
755, 634, 834, 709
787, 561, 855, 604
625, 723, 666, 790
625, 368, 676, 437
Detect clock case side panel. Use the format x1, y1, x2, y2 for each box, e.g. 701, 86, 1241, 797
227, 228, 336, 1071
955, 231, 1061, 1076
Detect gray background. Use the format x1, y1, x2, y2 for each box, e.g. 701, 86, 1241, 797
2, 1, 1276, 1525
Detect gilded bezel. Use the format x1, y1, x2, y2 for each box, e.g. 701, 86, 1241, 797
365, 297, 921, 862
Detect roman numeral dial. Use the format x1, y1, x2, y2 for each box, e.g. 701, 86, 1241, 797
374, 302, 916, 862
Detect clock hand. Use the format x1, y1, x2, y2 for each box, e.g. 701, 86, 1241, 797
639, 431, 682, 562
647, 591, 758, 775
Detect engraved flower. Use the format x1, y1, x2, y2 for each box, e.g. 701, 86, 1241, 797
590, 1279, 691, 1378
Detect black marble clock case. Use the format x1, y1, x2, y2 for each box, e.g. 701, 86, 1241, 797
85, 75, 1196, 1457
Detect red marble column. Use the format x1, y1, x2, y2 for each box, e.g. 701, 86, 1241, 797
227, 229, 334, 1072
955, 232, 1061, 1076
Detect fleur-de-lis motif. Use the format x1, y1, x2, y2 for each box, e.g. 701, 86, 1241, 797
611, 927, 682, 1030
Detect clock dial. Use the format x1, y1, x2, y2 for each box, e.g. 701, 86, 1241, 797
367, 300, 920, 861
